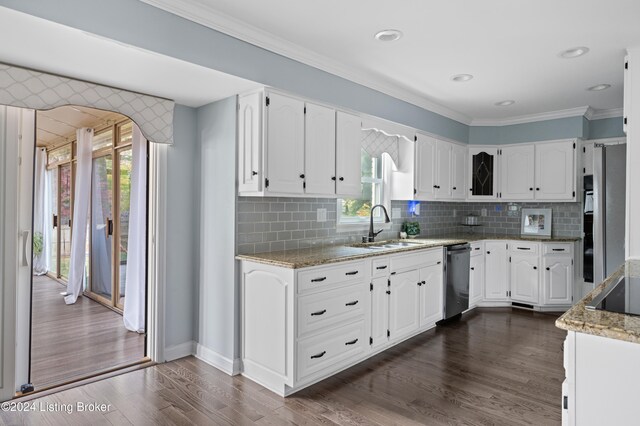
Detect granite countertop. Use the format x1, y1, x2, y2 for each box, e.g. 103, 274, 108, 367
556, 260, 640, 344
236, 233, 580, 269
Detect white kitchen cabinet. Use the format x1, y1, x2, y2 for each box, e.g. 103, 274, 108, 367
389, 269, 420, 340
419, 263, 443, 327
304, 102, 336, 195
484, 241, 510, 301
370, 276, 389, 350
469, 253, 485, 308
335, 111, 362, 197
265, 92, 305, 194
500, 145, 535, 200
623, 55, 629, 135
414, 133, 436, 199
468, 147, 499, 200
543, 255, 573, 305
435, 140, 452, 199
535, 140, 576, 200
581, 141, 594, 176
451, 143, 467, 200
238, 91, 263, 193
510, 253, 540, 304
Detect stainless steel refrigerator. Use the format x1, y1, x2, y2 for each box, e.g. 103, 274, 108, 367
593, 143, 626, 284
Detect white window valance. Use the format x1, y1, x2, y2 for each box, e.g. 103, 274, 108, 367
361, 128, 403, 166
0, 63, 174, 144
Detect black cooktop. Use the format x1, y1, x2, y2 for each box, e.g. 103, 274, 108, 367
587, 276, 640, 316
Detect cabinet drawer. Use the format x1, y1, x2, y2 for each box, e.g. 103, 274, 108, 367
297, 320, 367, 382
543, 243, 573, 255
297, 261, 366, 294
390, 248, 442, 273
470, 242, 483, 257
372, 257, 390, 277
510, 242, 539, 254
297, 284, 367, 337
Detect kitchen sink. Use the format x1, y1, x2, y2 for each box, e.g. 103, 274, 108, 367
354, 240, 426, 250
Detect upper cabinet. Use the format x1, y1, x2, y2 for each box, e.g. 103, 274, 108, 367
535, 140, 576, 200
500, 145, 535, 200
414, 133, 465, 201
468, 147, 498, 200
237, 89, 361, 197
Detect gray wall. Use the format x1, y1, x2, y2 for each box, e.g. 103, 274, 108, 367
195, 96, 239, 361
588, 117, 625, 139
237, 197, 582, 255
165, 104, 198, 348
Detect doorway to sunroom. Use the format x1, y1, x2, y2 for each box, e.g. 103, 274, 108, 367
31, 106, 147, 389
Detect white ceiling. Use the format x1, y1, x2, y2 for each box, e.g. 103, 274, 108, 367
144, 0, 640, 124
36, 106, 123, 147
0, 6, 260, 108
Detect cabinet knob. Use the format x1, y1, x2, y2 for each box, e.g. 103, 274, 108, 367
331, 176, 336, 181
453, 186, 457, 190
339, 177, 344, 181
299, 174, 305, 179
536, 187, 540, 191
470, 267, 475, 270
546, 267, 550, 271
529, 187, 533, 191
533, 266, 538, 270
252, 170, 258, 176
486, 251, 491, 254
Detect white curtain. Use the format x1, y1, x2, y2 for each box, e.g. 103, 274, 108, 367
123, 124, 147, 333
65, 128, 93, 304
32, 148, 48, 275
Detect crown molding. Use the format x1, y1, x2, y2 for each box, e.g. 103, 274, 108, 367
471, 106, 591, 127
586, 107, 624, 120
140, 0, 473, 125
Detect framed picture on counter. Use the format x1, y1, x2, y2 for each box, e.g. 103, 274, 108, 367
520, 208, 552, 238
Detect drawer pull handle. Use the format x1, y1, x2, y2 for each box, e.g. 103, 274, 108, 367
345, 271, 359, 276
437, 261, 442, 265
311, 277, 327, 282
345, 300, 359, 306
474, 247, 480, 250
345, 339, 358, 346
311, 309, 327, 316
376, 265, 388, 270
517, 247, 531, 250
311, 351, 326, 359
552, 248, 565, 252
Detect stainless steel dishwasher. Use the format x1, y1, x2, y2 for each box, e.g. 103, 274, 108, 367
439, 243, 471, 323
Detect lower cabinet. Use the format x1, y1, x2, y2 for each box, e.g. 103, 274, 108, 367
484, 241, 510, 301
419, 263, 444, 326
370, 276, 389, 350
469, 254, 485, 308
389, 270, 421, 340
543, 255, 573, 305
510, 253, 540, 304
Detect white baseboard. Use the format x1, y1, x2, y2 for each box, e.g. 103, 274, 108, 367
194, 343, 241, 376
164, 340, 195, 362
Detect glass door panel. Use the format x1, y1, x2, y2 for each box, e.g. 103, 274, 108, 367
117, 149, 132, 309
90, 155, 113, 301
46, 168, 58, 276
59, 163, 72, 280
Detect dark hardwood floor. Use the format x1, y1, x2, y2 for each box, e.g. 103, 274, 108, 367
7, 308, 565, 425
30, 275, 146, 389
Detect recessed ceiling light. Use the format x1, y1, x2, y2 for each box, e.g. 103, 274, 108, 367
451, 74, 474, 82
560, 46, 590, 59
374, 29, 403, 42
495, 100, 515, 106
587, 84, 611, 91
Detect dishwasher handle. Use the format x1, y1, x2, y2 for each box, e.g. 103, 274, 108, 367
447, 247, 471, 255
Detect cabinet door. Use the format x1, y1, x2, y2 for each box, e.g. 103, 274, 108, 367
582, 142, 594, 176
484, 242, 509, 301
535, 141, 575, 200
451, 143, 467, 200
414, 133, 436, 199
469, 254, 485, 307
510, 253, 540, 304
435, 140, 452, 199
336, 111, 362, 197
389, 270, 420, 340
543, 256, 573, 305
624, 55, 629, 135
238, 92, 262, 193
419, 263, 443, 327
265, 92, 305, 194
304, 103, 336, 195
468, 147, 498, 199
500, 145, 535, 200
370, 277, 389, 350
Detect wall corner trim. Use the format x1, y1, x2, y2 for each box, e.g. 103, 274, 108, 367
164, 341, 196, 362
194, 343, 242, 376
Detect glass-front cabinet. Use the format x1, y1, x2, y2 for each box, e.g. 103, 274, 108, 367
468, 147, 499, 199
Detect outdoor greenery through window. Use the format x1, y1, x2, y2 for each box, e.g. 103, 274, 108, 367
338, 149, 386, 223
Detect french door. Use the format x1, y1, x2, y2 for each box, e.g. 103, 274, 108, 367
46, 154, 73, 281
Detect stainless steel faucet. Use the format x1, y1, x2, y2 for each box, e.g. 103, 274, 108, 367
364, 204, 391, 243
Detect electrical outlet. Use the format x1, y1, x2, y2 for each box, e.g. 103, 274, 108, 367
452, 209, 457, 217
316, 208, 327, 222
414, 204, 420, 215
481, 208, 487, 217
392, 208, 401, 219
